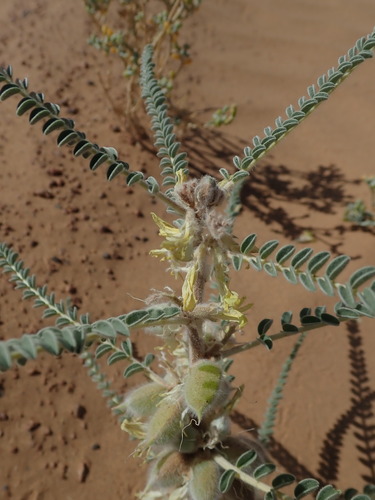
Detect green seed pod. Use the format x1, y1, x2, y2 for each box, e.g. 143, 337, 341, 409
183, 360, 224, 423
124, 382, 165, 418
189, 458, 220, 500
145, 399, 182, 447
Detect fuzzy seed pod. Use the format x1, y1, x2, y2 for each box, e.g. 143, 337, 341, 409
124, 382, 165, 418
184, 360, 224, 423
145, 399, 182, 448
150, 451, 190, 489
189, 458, 220, 500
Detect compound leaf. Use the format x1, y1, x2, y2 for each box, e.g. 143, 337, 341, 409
219, 469, 236, 493
294, 478, 320, 500
349, 266, 375, 290
272, 473, 295, 489
253, 463, 276, 480
316, 485, 341, 500
92, 320, 116, 339
123, 362, 144, 378
326, 255, 350, 280
235, 449, 258, 469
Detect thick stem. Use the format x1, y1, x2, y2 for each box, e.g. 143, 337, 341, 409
188, 242, 211, 361
193, 243, 210, 304
213, 455, 273, 494
188, 324, 204, 362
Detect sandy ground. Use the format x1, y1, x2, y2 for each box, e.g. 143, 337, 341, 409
0, 1, 375, 499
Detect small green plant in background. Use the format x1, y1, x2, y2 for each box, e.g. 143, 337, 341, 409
1, 24, 375, 500
344, 176, 375, 227
205, 104, 237, 128
83, 0, 235, 136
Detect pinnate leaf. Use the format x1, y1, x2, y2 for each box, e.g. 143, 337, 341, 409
240, 234, 257, 254
308, 251, 330, 274
92, 320, 116, 339
258, 318, 273, 336
126, 310, 150, 326
107, 351, 128, 365
349, 266, 375, 289
123, 362, 144, 378
291, 248, 313, 269
316, 485, 341, 500
235, 449, 258, 469
95, 343, 113, 359
276, 244, 295, 264
219, 469, 236, 493
294, 478, 320, 500
259, 240, 279, 259
253, 463, 276, 479
272, 473, 295, 489
326, 255, 350, 280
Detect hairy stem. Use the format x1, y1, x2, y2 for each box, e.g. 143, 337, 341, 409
187, 324, 204, 361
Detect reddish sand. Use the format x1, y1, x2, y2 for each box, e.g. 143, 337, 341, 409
0, 1, 374, 499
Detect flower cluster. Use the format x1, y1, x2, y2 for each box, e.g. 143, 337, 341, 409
150, 176, 250, 329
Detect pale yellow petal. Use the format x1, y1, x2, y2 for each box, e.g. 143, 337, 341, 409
151, 212, 179, 237
120, 418, 146, 440
182, 262, 198, 311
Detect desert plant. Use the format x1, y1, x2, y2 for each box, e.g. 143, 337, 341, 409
83, 0, 235, 136
1, 25, 375, 500
344, 176, 375, 227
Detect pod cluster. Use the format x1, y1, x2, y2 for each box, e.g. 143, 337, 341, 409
121, 359, 265, 499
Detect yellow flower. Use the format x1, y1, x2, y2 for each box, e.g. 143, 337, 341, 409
219, 289, 251, 328
101, 24, 113, 36
182, 261, 198, 311
150, 212, 195, 262
151, 212, 180, 238
176, 169, 188, 185
213, 249, 251, 328
120, 418, 146, 440
149, 248, 170, 261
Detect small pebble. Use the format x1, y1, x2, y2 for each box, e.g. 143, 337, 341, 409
26, 420, 41, 432
73, 404, 87, 419
77, 462, 90, 483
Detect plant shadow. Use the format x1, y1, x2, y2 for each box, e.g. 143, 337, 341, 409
231, 410, 317, 480
232, 321, 375, 486
140, 124, 374, 251
183, 127, 375, 252
318, 321, 375, 485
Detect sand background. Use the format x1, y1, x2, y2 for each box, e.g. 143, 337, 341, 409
0, 1, 375, 499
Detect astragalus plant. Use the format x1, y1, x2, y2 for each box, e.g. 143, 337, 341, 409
0, 26, 375, 500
